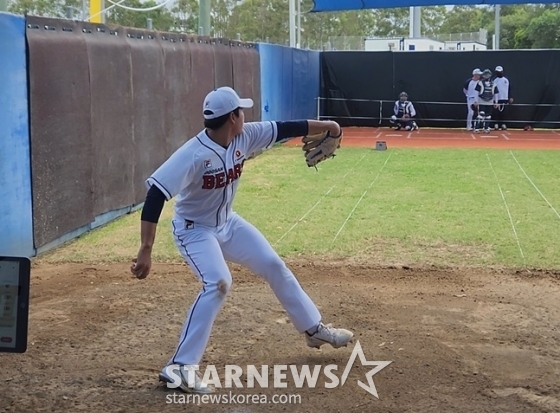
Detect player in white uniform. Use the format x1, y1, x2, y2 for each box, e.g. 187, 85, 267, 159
131, 87, 354, 393
463, 68, 482, 131
492, 65, 513, 130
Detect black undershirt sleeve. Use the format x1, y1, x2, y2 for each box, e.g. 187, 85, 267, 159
141, 185, 166, 223
275, 120, 309, 142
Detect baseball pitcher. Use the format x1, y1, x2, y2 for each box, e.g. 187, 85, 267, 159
131, 87, 351, 394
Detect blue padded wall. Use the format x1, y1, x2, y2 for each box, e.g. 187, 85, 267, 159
0, 13, 34, 257
258, 43, 321, 122
281, 46, 294, 119
258, 43, 287, 121
292, 48, 320, 120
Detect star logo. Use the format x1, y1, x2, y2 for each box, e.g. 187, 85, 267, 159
340, 340, 392, 399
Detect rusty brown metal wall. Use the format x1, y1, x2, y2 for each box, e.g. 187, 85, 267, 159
213, 38, 234, 89
84, 23, 135, 217
162, 33, 193, 152
26, 16, 262, 248
126, 27, 168, 204
232, 42, 261, 122
26, 16, 94, 248
189, 36, 216, 133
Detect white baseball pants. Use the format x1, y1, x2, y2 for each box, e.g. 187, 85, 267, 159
167, 212, 321, 366
466, 97, 476, 129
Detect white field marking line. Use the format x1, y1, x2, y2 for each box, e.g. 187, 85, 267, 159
407, 132, 412, 139
502, 133, 510, 140
412, 137, 467, 140
509, 150, 560, 221
374, 132, 382, 139
274, 152, 369, 245
331, 153, 393, 246
508, 138, 559, 142
486, 153, 526, 262
471, 133, 477, 140
386, 134, 402, 137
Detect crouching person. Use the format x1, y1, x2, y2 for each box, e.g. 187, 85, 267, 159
390, 92, 419, 131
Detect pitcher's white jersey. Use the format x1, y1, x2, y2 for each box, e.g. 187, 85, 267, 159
146, 121, 278, 227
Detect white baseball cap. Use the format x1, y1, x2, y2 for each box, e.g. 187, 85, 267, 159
472, 68, 482, 75
495, 65, 504, 72
203, 87, 253, 119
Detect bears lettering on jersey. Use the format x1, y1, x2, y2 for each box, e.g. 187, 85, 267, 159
202, 160, 245, 190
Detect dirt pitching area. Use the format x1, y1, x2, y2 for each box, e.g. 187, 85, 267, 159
1, 261, 559, 412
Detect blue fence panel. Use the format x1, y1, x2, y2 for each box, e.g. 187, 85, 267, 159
280, 46, 294, 120
258, 43, 296, 121
258, 44, 282, 121
292, 49, 320, 120
259, 44, 321, 122
0, 13, 34, 257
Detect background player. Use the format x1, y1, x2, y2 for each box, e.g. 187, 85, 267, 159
463, 68, 482, 131
130, 86, 354, 394
492, 65, 513, 130
474, 69, 499, 133
470, 101, 487, 133
390, 91, 419, 131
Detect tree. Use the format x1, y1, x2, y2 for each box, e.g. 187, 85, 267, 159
526, 9, 560, 49
228, 0, 289, 44
369, 7, 409, 37
438, 6, 493, 37
170, 0, 199, 33
211, 0, 236, 38
8, 0, 82, 19
105, 0, 175, 31
302, 8, 377, 49
493, 6, 536, 49
421, 6, 447, 37
8, 0, 176, 30
8, 0, 560, 49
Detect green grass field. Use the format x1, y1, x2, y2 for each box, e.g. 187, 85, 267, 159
38, 146, 560, 269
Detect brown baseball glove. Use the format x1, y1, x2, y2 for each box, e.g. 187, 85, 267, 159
301, 130, 343, 168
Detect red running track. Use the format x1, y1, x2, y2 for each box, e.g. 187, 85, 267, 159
284, 127, 560, 150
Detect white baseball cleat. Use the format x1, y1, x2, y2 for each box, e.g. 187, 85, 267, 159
159, 365, 215, 394
305, 322, 354, 349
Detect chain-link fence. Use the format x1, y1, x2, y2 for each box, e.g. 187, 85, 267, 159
321, 36, 365, 51
432, 29, 488, 44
